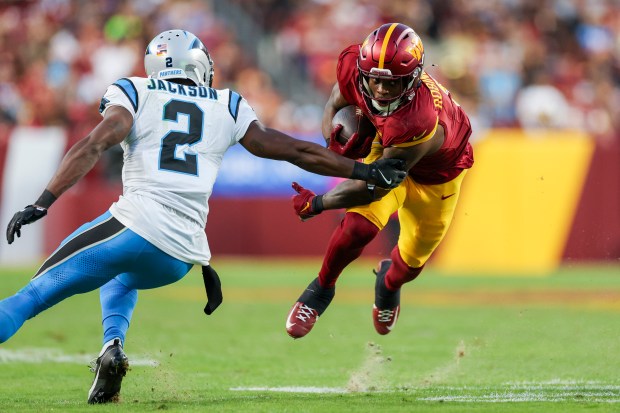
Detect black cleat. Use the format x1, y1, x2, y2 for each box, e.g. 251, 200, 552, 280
87, 338, 129, 404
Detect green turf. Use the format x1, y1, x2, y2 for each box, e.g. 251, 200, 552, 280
0, 259, 618, 412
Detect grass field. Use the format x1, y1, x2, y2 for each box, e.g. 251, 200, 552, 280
0, 258, 618, 412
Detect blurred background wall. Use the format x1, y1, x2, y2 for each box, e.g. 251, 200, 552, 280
0, 0, 618, 272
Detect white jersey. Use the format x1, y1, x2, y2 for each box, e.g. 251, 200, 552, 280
99, 76, 257, 265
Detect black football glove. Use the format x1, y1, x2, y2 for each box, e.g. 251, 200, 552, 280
202, 265, 223, 315
6, 205, 48, 244
366, 159, 407, 190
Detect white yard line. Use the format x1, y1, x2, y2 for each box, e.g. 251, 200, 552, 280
2, 350, 617, 404
230, 386, 348, 393
418, 394, 620, 403
231, 381, 620, 402
0, 348, 159, 366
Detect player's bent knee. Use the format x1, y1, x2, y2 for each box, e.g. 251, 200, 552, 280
342, 213, 380, 246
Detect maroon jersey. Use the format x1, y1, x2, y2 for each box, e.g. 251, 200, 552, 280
337, 45, 474, 185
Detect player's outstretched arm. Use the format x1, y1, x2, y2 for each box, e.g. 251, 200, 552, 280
6, 106, 132, 244
290, 128, 446, 220
239, 121, 405, 188
45, 106, 133, 199
291, 179, 384, 222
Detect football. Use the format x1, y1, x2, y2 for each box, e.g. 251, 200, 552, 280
331, 105, 376, 145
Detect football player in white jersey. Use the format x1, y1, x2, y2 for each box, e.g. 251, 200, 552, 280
0, 30, 405, 404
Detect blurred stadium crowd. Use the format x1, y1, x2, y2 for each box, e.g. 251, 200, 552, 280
0, 0, 619, 154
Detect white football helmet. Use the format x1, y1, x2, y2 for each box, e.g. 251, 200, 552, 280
144, 29, 214, 87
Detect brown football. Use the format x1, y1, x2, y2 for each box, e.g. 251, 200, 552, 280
331, 105, 376, 145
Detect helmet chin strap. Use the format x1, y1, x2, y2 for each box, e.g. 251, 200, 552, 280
371, 98, 402, 115
362, 75, 415, 115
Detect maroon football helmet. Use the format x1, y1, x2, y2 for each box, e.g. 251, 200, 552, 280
358, 23, 425, 110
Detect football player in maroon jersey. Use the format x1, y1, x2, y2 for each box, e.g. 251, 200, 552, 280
286, 23, 474, 338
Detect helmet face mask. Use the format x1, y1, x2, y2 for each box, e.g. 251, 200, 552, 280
357, 23, 425, 114
145, 30, 214, 87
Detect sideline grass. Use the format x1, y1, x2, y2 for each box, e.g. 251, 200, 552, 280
0, 259, 618, 412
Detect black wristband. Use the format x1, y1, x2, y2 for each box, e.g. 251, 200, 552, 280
350, 162, 370, 181
35, 189, 57, 209
311, 195, 324, 213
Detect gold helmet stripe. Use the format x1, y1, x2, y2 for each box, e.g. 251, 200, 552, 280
378, 23, 399, 69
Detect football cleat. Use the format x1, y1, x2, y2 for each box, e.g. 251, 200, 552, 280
373, 259, 401, 335
286, 302, 319, 339
286, 277, 335, 339
87, 338, 129, 404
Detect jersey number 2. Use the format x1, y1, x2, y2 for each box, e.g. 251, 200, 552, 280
160, 100, 202, 175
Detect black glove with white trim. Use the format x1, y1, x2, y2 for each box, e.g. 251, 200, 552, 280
6, 189, 57, 244
6, 205, 48, 245
351, 159, 407, 190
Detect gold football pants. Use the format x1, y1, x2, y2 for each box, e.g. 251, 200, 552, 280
347, 170, 467, 268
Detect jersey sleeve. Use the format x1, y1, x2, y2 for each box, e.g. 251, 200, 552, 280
230, 91, 258, 143
99, 78, 139, 119
336, 45, 362, 106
